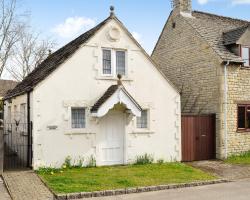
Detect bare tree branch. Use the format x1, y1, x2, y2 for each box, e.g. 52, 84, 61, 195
7, 26, 55, 81
0, 0, 25, 77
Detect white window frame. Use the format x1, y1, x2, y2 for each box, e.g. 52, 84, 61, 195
102, 48, 113, 76
241, 45, 250, 67
116, 50, 127, 76
136, 109, 149, 129
71, 107, 86, 129
101, 48, 127, 77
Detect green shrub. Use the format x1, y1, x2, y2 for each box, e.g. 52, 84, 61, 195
37, 167, 61, 175
86, 155, 96, 168
135, 153, 154, 165
157, 159, 164, 164
63, 156, 72, 168
74, 156, 84, 168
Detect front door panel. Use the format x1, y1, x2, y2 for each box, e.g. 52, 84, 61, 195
100, 111, 124, 165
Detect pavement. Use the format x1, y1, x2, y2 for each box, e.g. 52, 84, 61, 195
88, 179, 250, 200
3, 170, 53, 200
0, 176, 11, 200
188, 160, 250, 180
2, 161, 250, 200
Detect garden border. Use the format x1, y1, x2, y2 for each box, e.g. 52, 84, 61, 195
52, 179, 230, 200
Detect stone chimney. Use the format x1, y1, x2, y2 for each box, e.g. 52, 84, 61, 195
172, 0, 192, 16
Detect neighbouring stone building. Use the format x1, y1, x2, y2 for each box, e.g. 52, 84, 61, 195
152, 0, 250, 158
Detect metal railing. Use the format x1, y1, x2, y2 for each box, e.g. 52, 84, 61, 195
3, 123, 30, 170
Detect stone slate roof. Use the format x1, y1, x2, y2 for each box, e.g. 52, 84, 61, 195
91, 85, 119, 113
185, 11, 250, 63
4, 16, 111, 100
0, 79, 18, 97
91, 84, 142, 113
223, 25, 249, 45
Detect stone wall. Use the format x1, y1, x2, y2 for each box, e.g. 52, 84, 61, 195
226, 66, 250, 155
152, 10, 226, 158
173, 0, 192, 13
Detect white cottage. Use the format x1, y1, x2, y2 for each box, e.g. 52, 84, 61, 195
3, 8, 181, 169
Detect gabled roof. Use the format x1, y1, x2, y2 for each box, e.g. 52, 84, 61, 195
5, 12, 180, 100
91, 84, 142, 117
0, 79, 18, 97
184, 11, 250, 63
223, 25, 249, 45
91, 85, 119, 113
4, 16, 111, 100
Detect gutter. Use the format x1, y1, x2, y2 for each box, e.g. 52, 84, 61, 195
224, 61, 230, 159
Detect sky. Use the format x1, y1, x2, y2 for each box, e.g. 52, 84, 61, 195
18, 0, 250, 54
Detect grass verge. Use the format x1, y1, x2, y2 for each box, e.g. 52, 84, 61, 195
225, 151, 250, 165
37, 163, 216, 194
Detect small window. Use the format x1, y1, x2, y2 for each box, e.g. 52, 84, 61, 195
116, 51, 126, 75
14, 105, 17, 114
20, 103, 26, 123
103, 49, 112, 74
241, 47, 250, 67
237, 105, 250, 130
7, 106, 11, 123
71, 108, 86, 129
137, 110, 148, 128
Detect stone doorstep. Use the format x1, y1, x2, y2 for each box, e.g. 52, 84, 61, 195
53, 179, 230, 200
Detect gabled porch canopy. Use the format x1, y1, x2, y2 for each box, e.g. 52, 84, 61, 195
91, 85, 142, 118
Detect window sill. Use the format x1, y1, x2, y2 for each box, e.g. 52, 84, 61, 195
236, 129, 250, 133
65, 129, 96, 135
130, 130, 155, 134
240, 66, 250, 70
95, 76, 133, 81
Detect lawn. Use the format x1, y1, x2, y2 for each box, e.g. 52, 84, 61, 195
37, 163, 216, 194
225, 151, 250, 165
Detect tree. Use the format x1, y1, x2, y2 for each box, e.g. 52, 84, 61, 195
0, 0, 24, 77
7, 27, 55, 81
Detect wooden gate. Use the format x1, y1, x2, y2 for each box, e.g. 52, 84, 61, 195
181, 114, 216, 162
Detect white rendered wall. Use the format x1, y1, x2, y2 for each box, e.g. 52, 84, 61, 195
27, 19, 181, 169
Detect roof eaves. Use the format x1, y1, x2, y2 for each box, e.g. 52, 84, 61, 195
5, 16, 112, 100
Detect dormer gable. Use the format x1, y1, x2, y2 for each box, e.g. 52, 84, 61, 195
223, 25, 250, 46
223, 26, 250, 66
238, 26, 250, 46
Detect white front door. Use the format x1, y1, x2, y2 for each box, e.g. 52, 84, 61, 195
100, 111, 125, 165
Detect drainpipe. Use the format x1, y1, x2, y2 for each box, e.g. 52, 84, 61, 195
224, 61, 230, 159
27, 91, 32, 168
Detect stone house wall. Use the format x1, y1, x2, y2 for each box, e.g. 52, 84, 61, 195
152, 10, 227, 158
226, 66, 250, 154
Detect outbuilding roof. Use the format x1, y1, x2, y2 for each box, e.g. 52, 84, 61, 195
0, 79, 18, 97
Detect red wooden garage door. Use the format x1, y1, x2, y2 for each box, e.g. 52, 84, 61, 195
181, 114, 216, 162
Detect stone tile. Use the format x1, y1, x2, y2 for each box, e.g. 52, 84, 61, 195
3, 170, 53, 200
0, 177, 11, 200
